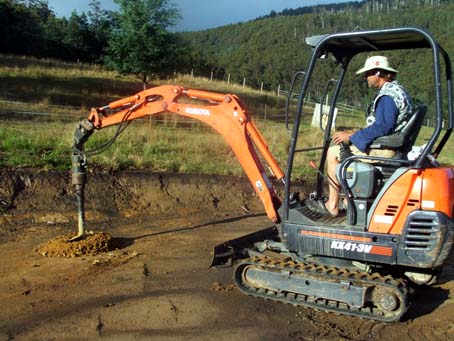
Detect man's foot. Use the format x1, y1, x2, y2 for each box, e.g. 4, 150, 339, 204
324, 202, 339, 217
305, 198, 338, 217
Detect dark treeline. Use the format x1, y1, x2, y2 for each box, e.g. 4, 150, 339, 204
1, 0, 454, 109
0, 0, 183, 88
0, 0, 113, 62
260, 1, 364, 19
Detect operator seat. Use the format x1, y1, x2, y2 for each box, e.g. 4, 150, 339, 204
369, 104, 427, 160
338, 105, 427, 201
369, 104, 427, 179
334, 105, 427, 227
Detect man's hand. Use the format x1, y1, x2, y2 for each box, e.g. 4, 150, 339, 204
332, 131, 353, 145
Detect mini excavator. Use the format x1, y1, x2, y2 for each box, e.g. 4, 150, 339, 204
71, 27, 454, 322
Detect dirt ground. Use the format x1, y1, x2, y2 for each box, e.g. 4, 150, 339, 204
0, 169, 453, 340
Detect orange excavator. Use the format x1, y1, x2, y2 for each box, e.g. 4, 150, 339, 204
71, 27, 454, 322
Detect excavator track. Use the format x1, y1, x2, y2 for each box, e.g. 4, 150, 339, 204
234, 255, 410, 322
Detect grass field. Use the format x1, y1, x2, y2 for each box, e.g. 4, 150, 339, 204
0, 114, 327, 181
1, 54, 453, 180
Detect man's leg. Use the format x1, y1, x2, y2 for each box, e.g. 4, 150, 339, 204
325, 145, 340, 216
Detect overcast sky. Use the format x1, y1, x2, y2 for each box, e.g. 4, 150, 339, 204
46, 0, 351, 31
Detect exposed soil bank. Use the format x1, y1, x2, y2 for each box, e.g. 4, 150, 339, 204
0, 168, 274, 226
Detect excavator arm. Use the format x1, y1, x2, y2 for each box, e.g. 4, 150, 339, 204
71, 85, 284, 240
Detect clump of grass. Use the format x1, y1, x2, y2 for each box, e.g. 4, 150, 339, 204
0, 122, 73, 170
86, 123, 257, 175
0, 54, 127, 80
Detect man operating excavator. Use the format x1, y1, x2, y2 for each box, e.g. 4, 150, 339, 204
313, 55, 415, 217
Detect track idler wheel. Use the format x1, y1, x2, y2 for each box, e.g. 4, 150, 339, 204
371, 287, 401, 313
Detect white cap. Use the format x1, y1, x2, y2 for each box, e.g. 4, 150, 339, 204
356, 55, 398, 75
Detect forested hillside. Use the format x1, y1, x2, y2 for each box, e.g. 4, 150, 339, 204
1, 0, 453, 109
182, 0, 454, 108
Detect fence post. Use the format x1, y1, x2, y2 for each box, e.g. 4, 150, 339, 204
227, 73, 230, 84
277, 84, 281, 96
260, 82, 264, 92
243, 78, 246, 88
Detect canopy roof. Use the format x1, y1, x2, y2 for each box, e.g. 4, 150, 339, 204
305, 27, 437, 61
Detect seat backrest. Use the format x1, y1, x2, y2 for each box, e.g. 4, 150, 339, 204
398, 104, 427, 155
369, 104, 427, 156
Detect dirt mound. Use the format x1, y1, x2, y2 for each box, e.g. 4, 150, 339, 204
35, 231, 118, 257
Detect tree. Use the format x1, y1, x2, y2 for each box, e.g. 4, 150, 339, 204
63, 11, 91, 61
104, 0, 181, 89
21, 0, 52, 21
44, 14, 68, 59
0, 0, 46, 55
86, 0, 115, 62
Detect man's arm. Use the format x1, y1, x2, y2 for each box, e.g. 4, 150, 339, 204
349, 96, 398, 152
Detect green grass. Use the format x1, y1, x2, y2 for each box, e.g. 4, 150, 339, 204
0, 54, 283, 117
0, 53, 310, 178
1, 53, 453, 180
0, 118, 323, 179
0, 54, 142, 110
0, 122, 72, 170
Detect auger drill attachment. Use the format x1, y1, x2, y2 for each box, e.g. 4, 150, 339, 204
69, 119, 94, 242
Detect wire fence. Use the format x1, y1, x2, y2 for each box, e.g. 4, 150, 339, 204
0, 100, 250, 130
0, 94, 445, 129
276, 90, 449, 128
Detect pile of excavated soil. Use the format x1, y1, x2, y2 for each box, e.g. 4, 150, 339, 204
35, 232, 117, 258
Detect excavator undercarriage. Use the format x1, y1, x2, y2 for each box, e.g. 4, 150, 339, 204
235, 255, 410, 322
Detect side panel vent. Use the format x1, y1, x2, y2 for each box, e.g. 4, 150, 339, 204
385, 205, 399, 216
406, 199, 420, 207
404, 216, 438, 250
398, 210, 451, 268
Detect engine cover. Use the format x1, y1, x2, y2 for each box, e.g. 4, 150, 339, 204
343, 161, 377, 198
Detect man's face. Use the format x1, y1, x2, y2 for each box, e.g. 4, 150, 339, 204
364, 70, 381, 88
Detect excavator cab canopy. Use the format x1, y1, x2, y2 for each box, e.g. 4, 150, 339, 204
283, 27, 454, 221
301, 27, 453, 163
305, 28, 434, 62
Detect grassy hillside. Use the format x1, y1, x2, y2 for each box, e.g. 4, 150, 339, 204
0, 55, 323, 179
1, 54, 453, 181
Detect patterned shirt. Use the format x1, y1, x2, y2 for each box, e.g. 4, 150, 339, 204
350, 96, 397, 152
350, 81, 414, 152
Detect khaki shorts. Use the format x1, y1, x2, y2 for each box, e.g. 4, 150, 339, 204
329, 144, 395, 161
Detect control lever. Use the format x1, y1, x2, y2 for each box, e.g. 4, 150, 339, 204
308, 160, 339, 191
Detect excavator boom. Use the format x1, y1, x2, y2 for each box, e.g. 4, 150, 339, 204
71, 85, 284, 240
